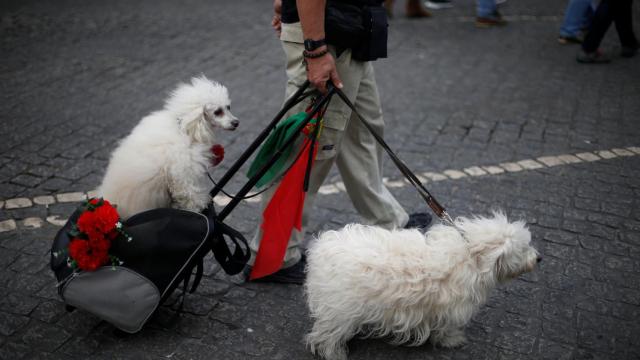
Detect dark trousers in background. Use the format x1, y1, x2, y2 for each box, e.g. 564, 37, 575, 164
582, 0, 638, 53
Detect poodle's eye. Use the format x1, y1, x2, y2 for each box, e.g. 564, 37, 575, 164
226, 105, 231, 110
214, 108, 224, 116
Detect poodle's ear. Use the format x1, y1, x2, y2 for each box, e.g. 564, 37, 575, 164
203, 104, 215, 123
179, 107, 214, 144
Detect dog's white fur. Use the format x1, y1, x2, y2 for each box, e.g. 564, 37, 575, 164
305, 212, 538, 360
99, 76, 238, 219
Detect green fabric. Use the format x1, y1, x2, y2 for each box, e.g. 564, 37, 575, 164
247, 112, 317, 188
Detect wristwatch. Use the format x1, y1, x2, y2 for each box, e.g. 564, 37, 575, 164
304, 38, 327, 52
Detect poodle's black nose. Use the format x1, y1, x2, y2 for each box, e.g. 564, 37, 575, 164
231, 119, 239, 128
536, 255, 543, 263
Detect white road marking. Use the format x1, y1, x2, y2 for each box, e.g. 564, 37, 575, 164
0, 219, 17, 232
4, 198, 32, 209
23, 217, 44, 229
0, 146, 638, 232
56, 192, 87, 203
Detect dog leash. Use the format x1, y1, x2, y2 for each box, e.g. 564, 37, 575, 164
331, 84, 456, 227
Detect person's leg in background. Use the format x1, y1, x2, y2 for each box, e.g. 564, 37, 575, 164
384, 0, 431, 18
578, 0, 613, 62
475, 0, 506, 27
613, 0, 639, 57
558, 0, 594, 44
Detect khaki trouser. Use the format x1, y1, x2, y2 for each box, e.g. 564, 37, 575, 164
249, 23, 409, 268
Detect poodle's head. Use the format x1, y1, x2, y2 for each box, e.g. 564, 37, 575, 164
165, 76, 239, 144
458, 211, 540, 283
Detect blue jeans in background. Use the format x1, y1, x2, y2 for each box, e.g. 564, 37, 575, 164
559, 0, 595, 37
477, 0, 497, 18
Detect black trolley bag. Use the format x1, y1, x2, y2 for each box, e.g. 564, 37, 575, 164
49, 81, 334, 334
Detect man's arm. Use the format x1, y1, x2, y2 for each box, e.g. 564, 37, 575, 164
296, 0, 343, 93
272, 0, 282, 37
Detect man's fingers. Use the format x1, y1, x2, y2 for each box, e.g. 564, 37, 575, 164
330, 69, 343, 89
315, 78, 328, 94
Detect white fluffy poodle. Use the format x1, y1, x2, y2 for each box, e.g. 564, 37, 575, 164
99, 76, 238, 219
305, 212, 540, 360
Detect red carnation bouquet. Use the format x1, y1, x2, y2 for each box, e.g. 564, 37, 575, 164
57, 198, 131, 271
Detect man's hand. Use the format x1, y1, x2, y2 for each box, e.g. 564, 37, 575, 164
272, 0, 282, 37
296, 0, 343, 93
305, 48, 343, 93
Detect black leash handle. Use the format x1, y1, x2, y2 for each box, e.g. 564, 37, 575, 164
216, 87, 336, 221
331, 84, 452, 223
209, 81, 314, 198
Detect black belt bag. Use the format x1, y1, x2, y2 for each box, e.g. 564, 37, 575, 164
325, 1, 388, 62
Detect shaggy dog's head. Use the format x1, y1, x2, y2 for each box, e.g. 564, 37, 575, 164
456, 212, 540, 283
164, 76, 239, 144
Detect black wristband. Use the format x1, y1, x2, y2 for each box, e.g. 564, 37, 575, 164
303, 48, 329, 59
304, 38, 327, 51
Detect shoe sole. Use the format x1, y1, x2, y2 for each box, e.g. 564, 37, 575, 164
576, 59, 611, 64
576, 55, 611, 64
475, 22, 506, 28
558, 37, 582, 45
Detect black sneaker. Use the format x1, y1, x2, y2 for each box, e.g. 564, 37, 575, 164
576, 49, 611, 64
244, 256, 306, 285
404, 212, 432, 230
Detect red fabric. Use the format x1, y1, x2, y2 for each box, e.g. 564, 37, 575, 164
250, 140, 317, 279
211, 144, 225, 166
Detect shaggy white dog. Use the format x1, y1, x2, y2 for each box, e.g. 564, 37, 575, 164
305, 212, 539, 360
99, 76, 238, 219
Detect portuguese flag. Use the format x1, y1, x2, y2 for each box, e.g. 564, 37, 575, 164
247, 112, 321, 280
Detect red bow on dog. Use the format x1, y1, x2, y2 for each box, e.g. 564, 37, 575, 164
210, 144, 225, 167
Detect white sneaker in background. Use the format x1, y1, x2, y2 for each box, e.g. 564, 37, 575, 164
424, 0, 453, 9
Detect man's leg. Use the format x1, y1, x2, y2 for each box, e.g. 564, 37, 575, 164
476, 0, 497, 18
582, 0, 613, 53
612, 0, 638, 48
248, 34, 365, 271
334, 61, 409, 230
248, 39, 329, 269
559, 0, 593, 37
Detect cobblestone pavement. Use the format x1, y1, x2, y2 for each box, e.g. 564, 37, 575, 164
1, 0, 639, 358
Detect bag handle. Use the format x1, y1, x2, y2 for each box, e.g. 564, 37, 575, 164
202, 205, 251, 275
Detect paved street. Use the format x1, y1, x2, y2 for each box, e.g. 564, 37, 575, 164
1, 0, 639, 359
